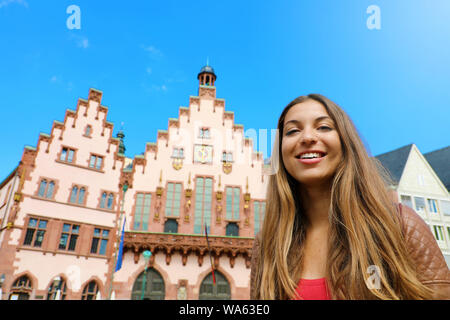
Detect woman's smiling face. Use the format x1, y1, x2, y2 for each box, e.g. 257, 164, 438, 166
281, 99, 343, 187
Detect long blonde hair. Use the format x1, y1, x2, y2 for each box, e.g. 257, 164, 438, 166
254, 94, 434, 299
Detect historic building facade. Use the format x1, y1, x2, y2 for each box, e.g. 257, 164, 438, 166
0, 66, 268, 300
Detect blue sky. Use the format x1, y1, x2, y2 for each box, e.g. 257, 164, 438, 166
1, 0, 449, 181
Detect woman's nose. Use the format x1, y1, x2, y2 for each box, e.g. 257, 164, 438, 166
300, 128, 317, 145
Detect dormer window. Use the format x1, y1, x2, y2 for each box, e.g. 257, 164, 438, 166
199, 128, 210, 139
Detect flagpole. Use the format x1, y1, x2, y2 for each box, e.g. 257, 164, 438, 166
204, 225, 216, 285
108, 183, 128, 300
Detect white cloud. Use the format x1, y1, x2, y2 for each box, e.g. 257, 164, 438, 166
69, 34, 89, 49
151, 84, 167, 92
141, 45, 163, 59
0, 0, 28, 9
77, 37, 89, 49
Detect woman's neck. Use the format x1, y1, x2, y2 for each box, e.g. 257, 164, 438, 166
300, 184, 331, 229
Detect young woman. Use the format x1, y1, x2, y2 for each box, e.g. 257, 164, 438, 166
250, 94, 450, 300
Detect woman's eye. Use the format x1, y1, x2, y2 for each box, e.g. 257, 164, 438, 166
285, 129, 299, 136
318, 126, 332, 131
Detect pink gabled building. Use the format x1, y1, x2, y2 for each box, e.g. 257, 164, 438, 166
0, 65, 268, 300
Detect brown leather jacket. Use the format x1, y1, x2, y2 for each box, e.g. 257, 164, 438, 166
250, 203, 450, 299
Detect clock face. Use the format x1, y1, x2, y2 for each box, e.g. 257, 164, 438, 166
194, 145, 213, 164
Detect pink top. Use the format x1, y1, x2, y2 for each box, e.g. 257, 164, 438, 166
292, 278, 332, 300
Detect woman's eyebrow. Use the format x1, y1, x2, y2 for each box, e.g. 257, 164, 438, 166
284, 116, 332, 127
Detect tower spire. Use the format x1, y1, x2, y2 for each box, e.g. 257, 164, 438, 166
117, 123, 126, 155
197, 64, 217, 87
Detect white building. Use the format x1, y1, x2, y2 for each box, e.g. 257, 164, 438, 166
376, 144, 450, 267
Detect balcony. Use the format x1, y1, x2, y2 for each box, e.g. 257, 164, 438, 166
123, 232, 254, 268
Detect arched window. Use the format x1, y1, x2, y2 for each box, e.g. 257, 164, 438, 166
226, 222, 239, 237
38, 179, 56, 199
78, 188, 85, 204
10, 275, 32, 300
38, 180, 47, 197
46, 278, 67, 300
131, 268, 165, 300
70, 186, 78, 203
199, 271, 231, 300
81, 281, 99, 300
100, 192, 107, 208
107, 193, 114, 209
46, 181, 55, 198
85, 125, 92, 137
164, 219, 178, 233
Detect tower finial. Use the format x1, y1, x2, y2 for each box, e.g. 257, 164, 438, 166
117, 124, 126, 154
206, 57, 209, 66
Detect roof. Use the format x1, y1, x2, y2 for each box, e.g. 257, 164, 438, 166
375, 144, 413, 184
0, 166, 18, 190
197, 65, 217, 80
424, 146, 450, 192
199, 65, 215, 74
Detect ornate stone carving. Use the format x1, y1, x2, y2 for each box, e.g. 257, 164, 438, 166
172, 158, 183, 170
222, 162, 232, 174
184, 188, 192, 223
123, 232, 254, 269
199, 87, 216, 99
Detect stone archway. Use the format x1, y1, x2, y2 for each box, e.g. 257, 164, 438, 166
131, 268, 165, 300
199, 270, 231, 300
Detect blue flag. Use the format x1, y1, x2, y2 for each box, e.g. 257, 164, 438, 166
115, 217, 126, 272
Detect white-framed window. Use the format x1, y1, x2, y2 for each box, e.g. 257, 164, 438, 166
400, 195, 412, 208
417, 174, 425, 186
427, 199, 439, 214
440, 200, 450, 216
432, 225, 444, 241
414, 197, 426, 212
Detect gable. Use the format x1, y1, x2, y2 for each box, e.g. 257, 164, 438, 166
398, 145, 448, 196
